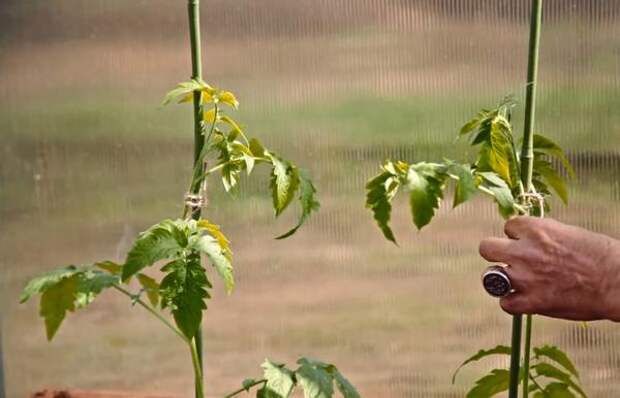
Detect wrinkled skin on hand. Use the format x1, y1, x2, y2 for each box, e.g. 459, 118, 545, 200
479, 216, 620, 321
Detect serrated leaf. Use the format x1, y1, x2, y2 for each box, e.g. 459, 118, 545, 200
447, 162, 477, 207
196, 220, 232, 260
487, 116, 516, 185
296, 358, 334, 398
160, 256, 209, 339
269, 154, 300, 216
40, 274, 80, 340
365, 170, 399, 243
261, 359, 295, 398
20, 266, 81, 303
218, 91, 239, 109
192, 235, 234, 294
405, 163, 446, 230
162, 79, 215, 106
221, 115, 243, 134
532, 363, 586, 398
137, 273, 160, 307
459, 110, 489, 136
533, 345, 579, 380
466, 369, 510, 398
257, 386, 281, 398
452, 345, 511, 384
122, 220, 186, 281
75, 269, 119, 308
533, 134, 576, 178
276, 170, 320, 239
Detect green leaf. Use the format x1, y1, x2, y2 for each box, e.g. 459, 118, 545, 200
250, 138, 266, 158
466, 369, 510, 398
242, 379, 258, 392
20, 266, 81, 303
534, 383, 576, 398
22, 265, 119, 340
404, 163, 446, 230
365, 169, 399, 243
533, 345, 579, 379
332, 369, 360, 398
196, 220, 232, 260
533, 134, 576, 178
447, 162, 477, 207
257, 386, 281, 398
459, 110, 489, 136
159, 256, 209, 339
296, 358, 335, 398
477, 172, 517, 218
262, 359, 295, 398
192, 234, 234, 294
269, 153, 300, 216
276, 170, 320, 239
122, 220, 186, 281
534, 159, 569, 205
40, 274, 80, 340
137, 273, 160, 307
75, 269, 119, 308
95, 261, 122, 275
532, 363, 586, 398
452, 345, 511, 384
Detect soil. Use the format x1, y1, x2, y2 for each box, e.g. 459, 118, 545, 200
30, 390, 177, 398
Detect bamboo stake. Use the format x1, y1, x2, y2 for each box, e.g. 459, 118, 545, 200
187, 0, 205, 397
509, 1, 544, 397
519, 1, 543, 396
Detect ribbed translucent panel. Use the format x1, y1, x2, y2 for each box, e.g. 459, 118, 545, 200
1, 1, 619, 397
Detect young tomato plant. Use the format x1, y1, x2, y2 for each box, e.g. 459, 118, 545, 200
20, 1, 360, 398
365, 97, 585, 397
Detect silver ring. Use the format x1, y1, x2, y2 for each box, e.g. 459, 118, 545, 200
482, 265, 514, 297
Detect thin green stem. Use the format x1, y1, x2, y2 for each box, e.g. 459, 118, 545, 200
112, 285, 188, 343
522, 315, 533, 397
511, 1, 543, 397
190, 338, 205, 398
187, 0, 206, 389
508, 315, 523, 398
223, 379, 267, 398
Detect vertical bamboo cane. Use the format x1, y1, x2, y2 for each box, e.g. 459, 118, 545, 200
0, 315, 5, 398
519, 1, 543, 396
509, 1, 543, 397
187, 0, 205, 397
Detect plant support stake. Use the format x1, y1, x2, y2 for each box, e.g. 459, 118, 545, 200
187, 0, 205, 396
510, 1, 544, 398
519, 0, 543, 397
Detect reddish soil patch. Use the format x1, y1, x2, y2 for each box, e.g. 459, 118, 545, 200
31, 390, 177, 398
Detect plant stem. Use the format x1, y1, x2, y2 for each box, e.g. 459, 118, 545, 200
513, 1, 543, 397
508, 315, 523, 398
223, 379, 267, 398
190, 337, 205, 398
112, 285, 188, 342
187, 0, 206, 393
522, 315, 533, 397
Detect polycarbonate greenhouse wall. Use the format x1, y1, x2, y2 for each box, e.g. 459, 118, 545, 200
1, 1, 619, 397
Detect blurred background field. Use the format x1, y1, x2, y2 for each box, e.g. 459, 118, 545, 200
1, 1, 620, 397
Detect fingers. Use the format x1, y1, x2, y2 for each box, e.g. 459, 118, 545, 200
504, 216, 539, 239
479, 237, 516, 263
500, 294, 535, 315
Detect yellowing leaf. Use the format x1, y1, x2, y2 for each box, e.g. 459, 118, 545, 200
203, 108, 217, 124
218, 91, 239, 109
137, 273, 160, 307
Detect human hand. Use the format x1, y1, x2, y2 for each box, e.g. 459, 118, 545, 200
479, 216, 620, 321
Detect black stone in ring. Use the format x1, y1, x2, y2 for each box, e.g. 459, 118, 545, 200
482, 265, 513, 297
